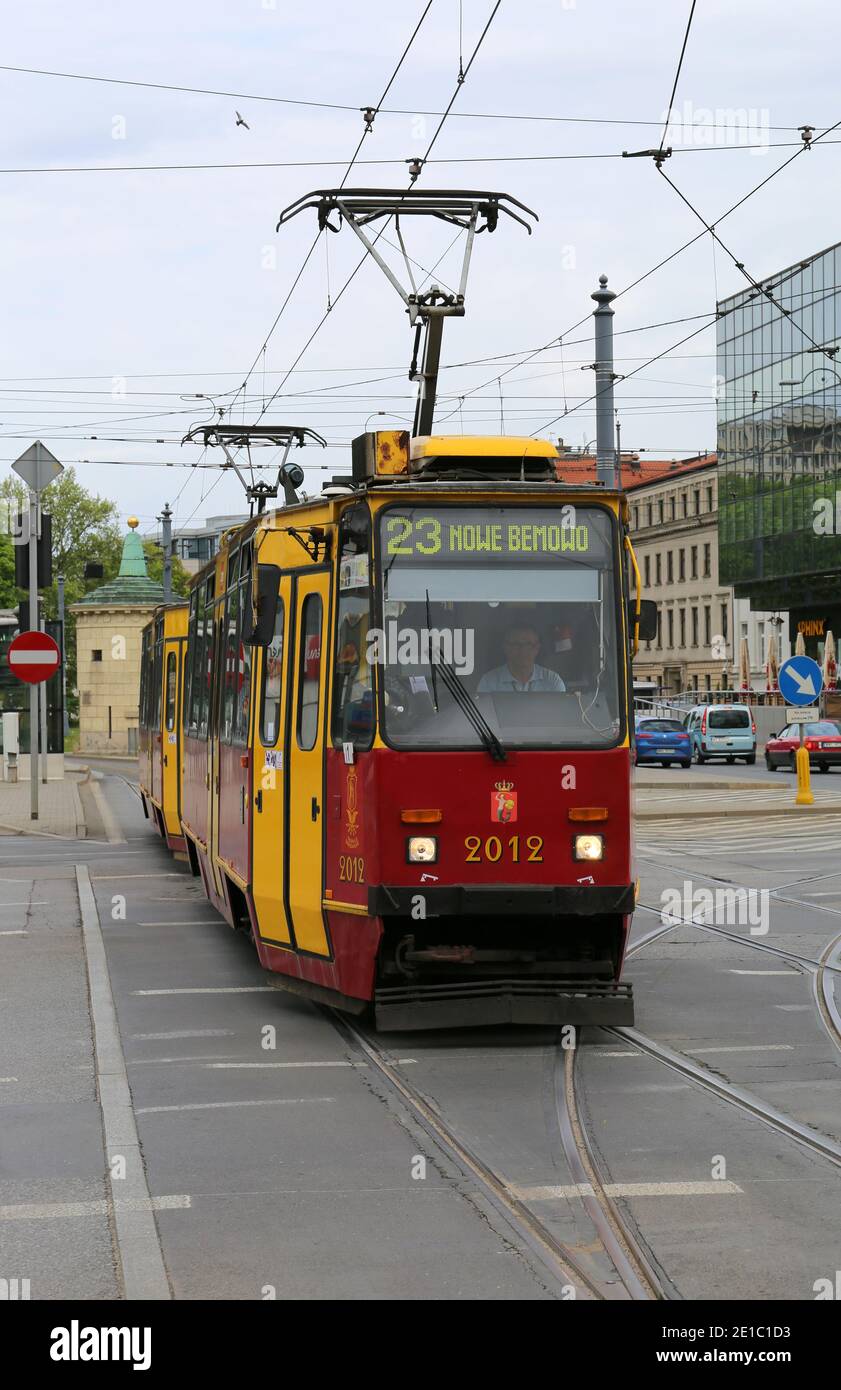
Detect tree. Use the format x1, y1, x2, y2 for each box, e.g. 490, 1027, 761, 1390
0, 468, 122, 616
143, 541, 191, 598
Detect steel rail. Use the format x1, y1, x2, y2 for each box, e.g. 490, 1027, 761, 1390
329, 1010, 664, 1300
605, 1025, 841, 1171
555, 1043, 665, 1300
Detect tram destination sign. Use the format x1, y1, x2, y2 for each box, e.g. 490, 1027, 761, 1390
382, 507, 610, 564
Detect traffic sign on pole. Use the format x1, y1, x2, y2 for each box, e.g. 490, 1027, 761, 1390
778, 655, 823, 707
778, 656, 823, 806
7, 631, 61, 685
11, 441, 63, 494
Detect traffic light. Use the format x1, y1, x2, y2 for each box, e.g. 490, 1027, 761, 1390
13, 512, 52, 589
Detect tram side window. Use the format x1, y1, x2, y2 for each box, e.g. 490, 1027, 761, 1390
221, 578, 239, 744
198, 577, 215, 740
165, 652, 177, 732
139, 630, 150, 727
332, 506, 373, 749
152, 639, 163, 728
297, 595, 323, 751
184, 592, 198, 733
260, 593, 284, 746
233, 573, 253, 746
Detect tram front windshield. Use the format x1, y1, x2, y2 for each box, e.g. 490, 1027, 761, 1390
376, 505, 623, 750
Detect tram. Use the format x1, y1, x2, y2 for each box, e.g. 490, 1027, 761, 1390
138, 429, 654, 1029
139, 601, 188, 853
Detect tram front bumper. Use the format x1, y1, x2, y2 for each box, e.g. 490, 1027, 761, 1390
374, 977, 634, 1030
368, 883, 636, 917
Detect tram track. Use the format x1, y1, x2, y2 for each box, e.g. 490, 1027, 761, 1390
329, 1010, 666, 1302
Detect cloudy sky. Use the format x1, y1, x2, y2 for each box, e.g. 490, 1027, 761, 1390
1, 0, 838, 539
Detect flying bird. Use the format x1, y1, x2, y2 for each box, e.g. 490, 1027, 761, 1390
235, 111, 250, 130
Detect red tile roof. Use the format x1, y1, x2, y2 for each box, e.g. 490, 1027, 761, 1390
554, 452, 716, 490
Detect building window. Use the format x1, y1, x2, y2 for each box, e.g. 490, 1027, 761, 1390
691, 546, 698, 579
706, 485, 714, 512
655, 553, 661, 585
92, 649, 103, 662
644, 554, 650, 587
694, 489, 701, 515
667, 609, 674, 648
679, 550, 686, 581
647, 503, 653, 526
704, 604, 711, 647
705, 673, 712, 693
667, 551, 673, 583
658, 499, 664, 523
691, 607, 698, 646
682, 492, 688, 517
703, 543, 711, 578
721, 601, 729, 642
670, 495, 676, 520
679, 608, 686, 647
656, 607, 662, 649
633, 506, 639, 529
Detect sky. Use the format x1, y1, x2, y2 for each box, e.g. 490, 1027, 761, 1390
1, 0, 839, 541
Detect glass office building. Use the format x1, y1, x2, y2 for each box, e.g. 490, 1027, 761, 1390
717, 241, 841, 658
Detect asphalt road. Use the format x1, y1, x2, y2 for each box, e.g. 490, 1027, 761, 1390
1, 765, 840, 1301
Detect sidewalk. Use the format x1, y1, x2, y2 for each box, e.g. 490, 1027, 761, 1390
634, 779, 841, 819
0, 772, 86, 837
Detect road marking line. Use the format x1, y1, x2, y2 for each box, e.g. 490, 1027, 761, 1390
729, 969, 799, 976
76, 864, 171, 1301
591, 1049, 641, 1057
132, 1030, 236, 1040
691, 1044, 795, 1053
137, 921, 221, 927
132, 986, 276, 995
136, 1098, 336, 1114
775, 1004, 813, 1011
0, 930, 28, 936
0, 1195, 191, 1221
512, 1181, 743, 1200
0, 902, 47, 908
0, 1077, 19, 1082
92, 874, 187, 880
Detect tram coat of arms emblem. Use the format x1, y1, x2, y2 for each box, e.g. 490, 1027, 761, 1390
491, 781, 517, 823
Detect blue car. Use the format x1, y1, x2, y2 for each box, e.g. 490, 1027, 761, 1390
634, 717, 692, 768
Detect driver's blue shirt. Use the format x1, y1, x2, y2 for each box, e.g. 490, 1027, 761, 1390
476, 663, 566, 694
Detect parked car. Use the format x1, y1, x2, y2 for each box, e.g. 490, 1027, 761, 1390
683, 704, 757, 765
764, 721, 841, 772
634, 717, 692, 767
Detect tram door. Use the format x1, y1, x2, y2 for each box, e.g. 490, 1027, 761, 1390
251, 574, 292, 946
286, 571, 331, 957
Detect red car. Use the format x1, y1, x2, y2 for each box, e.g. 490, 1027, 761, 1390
764, 721, 841, 772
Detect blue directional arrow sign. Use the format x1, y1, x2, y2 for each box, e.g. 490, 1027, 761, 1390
778, 654, 823, 706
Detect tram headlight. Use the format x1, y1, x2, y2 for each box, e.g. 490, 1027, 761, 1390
407, 836, 438, 863
573, 833, 604, 862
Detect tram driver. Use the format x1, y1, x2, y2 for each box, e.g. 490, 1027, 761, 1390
476, 623, 566, 695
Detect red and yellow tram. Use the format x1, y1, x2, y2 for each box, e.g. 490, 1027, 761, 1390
139, 601, 188, 854
139, 431, 652, 1029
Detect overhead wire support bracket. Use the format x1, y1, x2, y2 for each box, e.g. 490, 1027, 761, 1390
181, 422, 327, 512
276, 187, 537, 435
622, 147, 672, 167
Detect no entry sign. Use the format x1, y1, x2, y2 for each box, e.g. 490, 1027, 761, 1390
8, 630, 61, 684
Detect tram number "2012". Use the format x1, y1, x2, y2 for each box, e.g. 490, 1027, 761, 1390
464, 835, 544, 864
338, 855, 365, 883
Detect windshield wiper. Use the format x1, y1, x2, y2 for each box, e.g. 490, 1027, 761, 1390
434, 652, 507, 763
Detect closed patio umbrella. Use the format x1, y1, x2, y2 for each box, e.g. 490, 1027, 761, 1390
795, 630, 806, 656
823, 630, 837, 691
766, 630, 779, 692
739, 635, 751, 692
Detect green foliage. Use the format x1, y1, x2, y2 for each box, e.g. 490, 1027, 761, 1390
143, 541, 191, 598
0, 533, 18, 609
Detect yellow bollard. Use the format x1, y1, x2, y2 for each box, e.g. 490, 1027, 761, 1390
795, 743, 814, 805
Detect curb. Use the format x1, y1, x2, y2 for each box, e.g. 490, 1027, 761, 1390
635, 803, 841, 820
